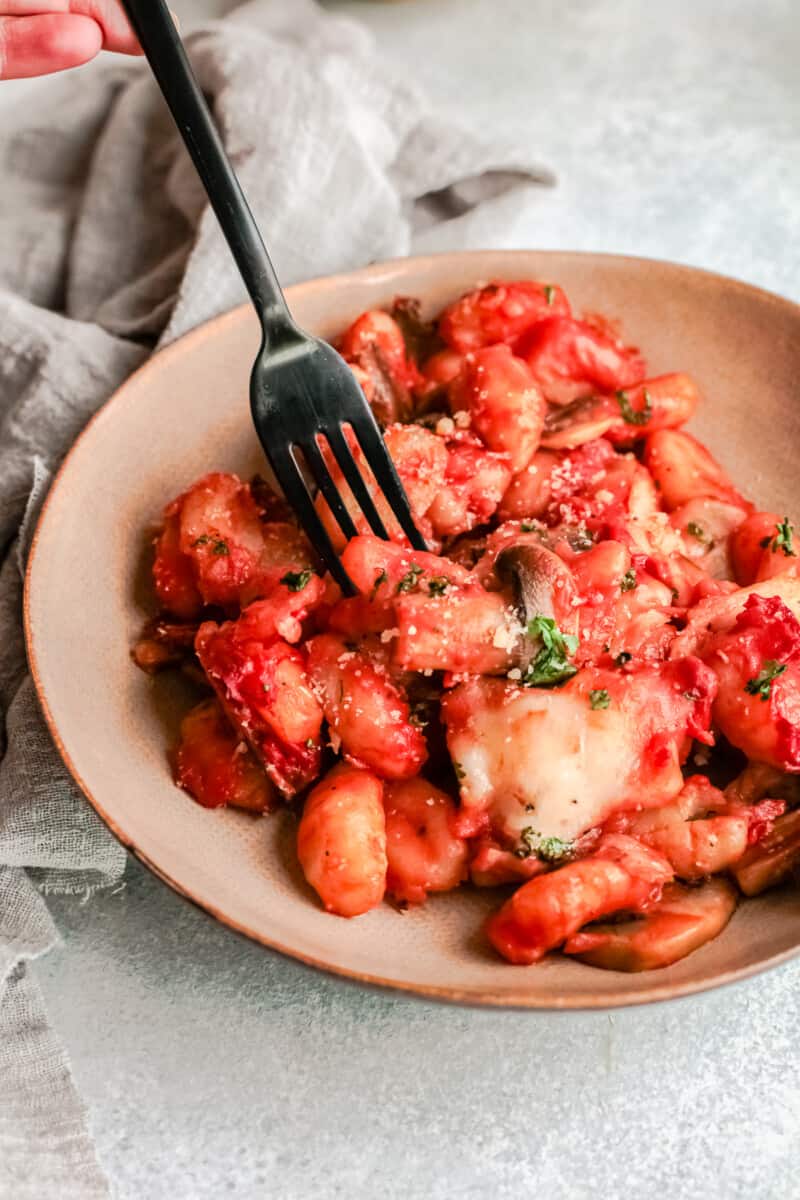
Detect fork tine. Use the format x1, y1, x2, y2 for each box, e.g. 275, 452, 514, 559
324, 425, 391, 541
266, 447, 356, 596
347, 415, 429, 551
299, 437, 360, 543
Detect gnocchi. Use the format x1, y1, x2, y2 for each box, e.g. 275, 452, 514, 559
133, 278, 799, 973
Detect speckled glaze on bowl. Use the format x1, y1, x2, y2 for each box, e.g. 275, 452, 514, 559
24, 251, 800, 1008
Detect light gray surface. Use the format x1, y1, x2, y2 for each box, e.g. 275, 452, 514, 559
26, 1, 800, 1197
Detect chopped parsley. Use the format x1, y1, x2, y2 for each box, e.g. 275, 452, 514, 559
523, 615, 579, 687
538, 836, 574, 863
515, 827, 574, 863
620, 568, 638, 592
589, 688, 611, 710
281, 569, 314, 592
570, 526, 595, 552
771, 518, 796, 558
427, 576, 450, 596
745, 660, 787, 701
543, 284, 556, 307
370, 568, 388, 600
396, 563, 424, 593
687, 521, 709, 543
192, 534, 229, 556
520, 521, 538, 533
616, 388, 653, 426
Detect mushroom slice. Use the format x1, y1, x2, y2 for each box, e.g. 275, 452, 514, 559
540, 395, 617, 450
731, 809, 800, 897
563, 878, 737, 971
495, 542, 579, 639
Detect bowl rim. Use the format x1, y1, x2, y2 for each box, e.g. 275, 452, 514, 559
23, 247, 800, 1010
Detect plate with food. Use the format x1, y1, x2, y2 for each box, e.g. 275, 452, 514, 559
25, 250, 800, 1007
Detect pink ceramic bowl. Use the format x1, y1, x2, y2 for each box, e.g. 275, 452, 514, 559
24, 250, 800, 1008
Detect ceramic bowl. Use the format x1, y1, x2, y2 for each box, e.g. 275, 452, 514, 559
24, 250, 800, 1008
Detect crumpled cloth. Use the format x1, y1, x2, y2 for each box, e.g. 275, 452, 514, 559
0, 1, 553, 1193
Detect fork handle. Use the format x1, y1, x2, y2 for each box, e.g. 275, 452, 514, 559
121, 0, 297, 345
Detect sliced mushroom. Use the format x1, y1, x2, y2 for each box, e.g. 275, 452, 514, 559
493, 542, 581, 680
442, 528, 490, 570
353, 341, 414, 427
540, 394, 617, 450
495, 542, 579, 634
724, 762, 800, 809
131, 617, 200, 675
731, 809, 800, 896
563, 878, 738, 971
390, 296, 443, 365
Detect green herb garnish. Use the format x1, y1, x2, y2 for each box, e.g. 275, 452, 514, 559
193, 534, 229, 556
427, 576, 450, 596
745, 660, 787, 701
515, 827, 574, 863
687, 521, 709, 543
396, 563, 424, 593
520, 521, 538, 533
772, 518, 796, 558
370, 568, 388, 600
281, 569, 314, 592
537, 836, 574, 863
620, 568, 637, 592
616, 388, 653, 426
570, 526, 595, 552
589, 689, 611, 710
523, 615, 579, 687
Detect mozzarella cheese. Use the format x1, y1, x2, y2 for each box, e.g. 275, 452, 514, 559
448, 680, 686, 845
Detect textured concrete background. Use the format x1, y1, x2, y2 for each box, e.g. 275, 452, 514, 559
17, 0, 800, 1196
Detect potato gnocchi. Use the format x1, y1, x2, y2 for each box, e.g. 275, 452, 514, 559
134, 279, 800, 971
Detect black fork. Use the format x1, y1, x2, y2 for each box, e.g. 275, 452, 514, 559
122, 0, 427, 594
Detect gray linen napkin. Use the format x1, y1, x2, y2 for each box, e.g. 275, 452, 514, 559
0, 1, 552, 1193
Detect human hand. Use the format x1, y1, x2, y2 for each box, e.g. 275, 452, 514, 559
0, 2, 142, 79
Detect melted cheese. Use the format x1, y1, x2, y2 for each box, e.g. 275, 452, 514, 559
451, 688, 665, 844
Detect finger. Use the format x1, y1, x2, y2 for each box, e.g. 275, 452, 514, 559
74, 1, 141, 55
0, 13, 102, 78
1, 3, 141, 55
